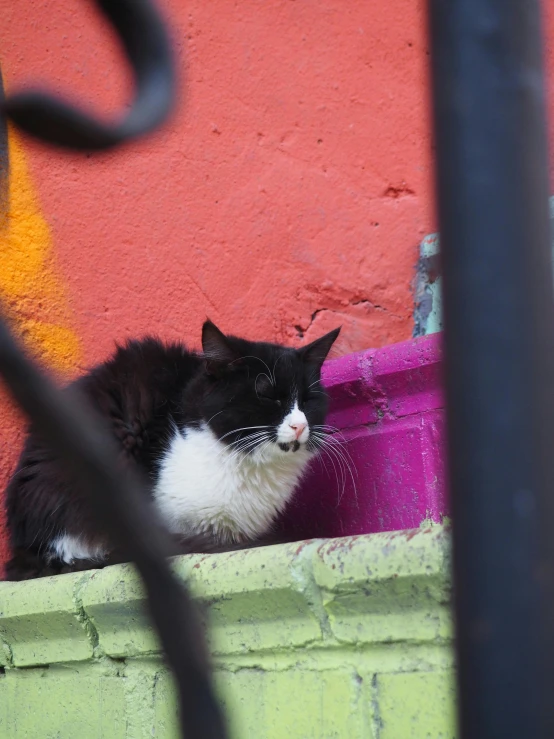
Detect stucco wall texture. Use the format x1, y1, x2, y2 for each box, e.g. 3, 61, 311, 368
1, 0, 554, 566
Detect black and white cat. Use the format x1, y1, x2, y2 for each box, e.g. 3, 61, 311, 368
4, 320, 340, 580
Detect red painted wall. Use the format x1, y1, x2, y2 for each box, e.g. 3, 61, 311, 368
0, 0, 553, 565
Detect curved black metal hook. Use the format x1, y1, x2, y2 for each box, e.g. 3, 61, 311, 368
2, 0, 175, 150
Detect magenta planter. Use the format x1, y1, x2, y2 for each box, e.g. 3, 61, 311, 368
278, 334, 447, 539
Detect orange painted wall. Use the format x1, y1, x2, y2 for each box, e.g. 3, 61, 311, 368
0, 0, 554, 565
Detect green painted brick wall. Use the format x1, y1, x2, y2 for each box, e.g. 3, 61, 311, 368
0, 526, 456, 738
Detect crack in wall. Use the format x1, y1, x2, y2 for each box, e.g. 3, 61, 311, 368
370, 673, 384, 738
290, 542, 334, 641
295, 299, 401, 338
72, 575, 102, 658
0, 634, 13, 667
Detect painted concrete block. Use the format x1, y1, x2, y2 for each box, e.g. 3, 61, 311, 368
154, 666, 370, 739
173, 541, 323, 654
79, 563, 159, 658
312, 525, 450, 591
312, 528, 452, 645
0, 571, 94, 666
80, 541, 324, 658
0, 529, 456, 736
0, 669, 126, 739
375, 670, 457, 738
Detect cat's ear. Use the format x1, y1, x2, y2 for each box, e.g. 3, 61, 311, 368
202, 320, 238, 372
299, 327, 341, 369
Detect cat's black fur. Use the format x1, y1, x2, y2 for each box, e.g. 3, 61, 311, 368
4, 321, 339, 580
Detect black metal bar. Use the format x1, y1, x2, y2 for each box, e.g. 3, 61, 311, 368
0, 316, 227, 739
2, 0, 175, 150
428, 0, 554, 736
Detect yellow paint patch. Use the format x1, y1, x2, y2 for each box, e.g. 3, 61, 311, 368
0, 129, 81, 376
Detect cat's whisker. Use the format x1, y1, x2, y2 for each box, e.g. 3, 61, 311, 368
219, 425, 271, 442
229, 430, 272, 448
224, 442, 262, 465
312, 431, 356, 468
271, 354, 288, 387
224, 433, 272, 464
232, 437, 273, 473
319, 439, 358, 508
317, 445, 345, 505
311, 430, 342, 445
229, 438, 270, 460
312, 424, 344, 435
227, 431, 269, 447
320, 437, 357, 474
309, 430, 358, 507
321, 444, 349, 506
207, 435, 263, 468
206, 410, 224, 426
311, 429, 355, 463
251, 439, 274, 464
311, 428, 350, 450
315, 450, 333, 482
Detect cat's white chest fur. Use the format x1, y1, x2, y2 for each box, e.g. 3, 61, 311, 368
153, 425, 312, 542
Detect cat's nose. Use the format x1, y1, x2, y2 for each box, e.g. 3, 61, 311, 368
289, 422, 307, 440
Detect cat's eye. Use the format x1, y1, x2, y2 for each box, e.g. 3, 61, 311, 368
259, 391, 281, 406
257, 387, 282, 406
302, 389, 322, 405
255, 377, 281, 405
